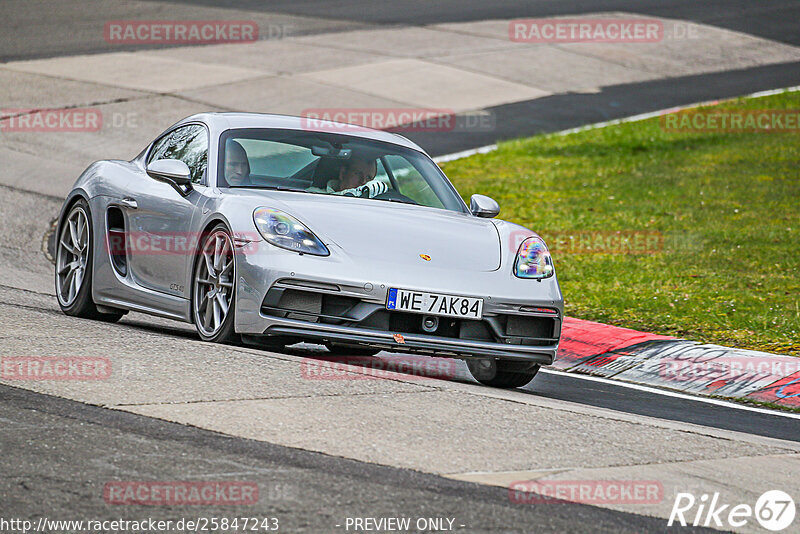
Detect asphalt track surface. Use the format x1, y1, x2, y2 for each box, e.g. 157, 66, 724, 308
410, 62, 800, 156
2, 0, 799, 61
178, 0, 800, 46
2, 2, 800, 532
4, 2, 798, 156
1, 383, 703, 533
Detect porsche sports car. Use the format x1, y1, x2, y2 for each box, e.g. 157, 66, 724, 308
55, 113, 563, 388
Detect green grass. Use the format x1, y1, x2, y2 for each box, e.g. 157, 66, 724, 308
441, 92, 800, 356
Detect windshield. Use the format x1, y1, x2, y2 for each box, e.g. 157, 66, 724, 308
217, 128, 467, 213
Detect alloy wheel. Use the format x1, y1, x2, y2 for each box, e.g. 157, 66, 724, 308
193, 230, 235, 337
56, 206, 90, 307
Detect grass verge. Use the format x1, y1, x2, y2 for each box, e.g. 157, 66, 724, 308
441, 91, 800, 356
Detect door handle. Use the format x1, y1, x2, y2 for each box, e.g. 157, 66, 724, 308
118, 197, 138, 210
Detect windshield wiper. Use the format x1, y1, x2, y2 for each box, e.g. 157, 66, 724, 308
371, 197, 417, 205
231, 185, 309, 193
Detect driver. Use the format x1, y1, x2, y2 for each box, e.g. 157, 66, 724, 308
224, 140, 252, 186
309, 155, 387, 198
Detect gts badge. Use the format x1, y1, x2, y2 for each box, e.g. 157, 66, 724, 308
169, 283, 184, 292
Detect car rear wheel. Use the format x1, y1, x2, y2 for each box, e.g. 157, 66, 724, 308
467, 358, 539, 389
55, 199, 123, 322
193, 225, 237, 343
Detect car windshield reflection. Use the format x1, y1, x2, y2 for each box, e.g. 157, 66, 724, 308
220, 129, 467, 213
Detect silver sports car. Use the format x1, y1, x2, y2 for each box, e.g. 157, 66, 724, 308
55, 113, 563, 388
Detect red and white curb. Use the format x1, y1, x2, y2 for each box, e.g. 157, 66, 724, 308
555, 317, 800, 409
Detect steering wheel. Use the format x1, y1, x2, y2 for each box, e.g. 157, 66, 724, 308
373, 189, 418, 205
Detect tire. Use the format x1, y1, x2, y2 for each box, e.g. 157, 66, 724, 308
192, 224, 238, 343
55, 198, 123, 322
324, 342, 381, 357
467, 358, 540, 389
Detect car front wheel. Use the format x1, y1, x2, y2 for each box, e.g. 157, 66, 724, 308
467, 358, 540, 389
193, 224, 238, 343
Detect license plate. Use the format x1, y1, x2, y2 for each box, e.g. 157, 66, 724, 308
386, 288, 483, 319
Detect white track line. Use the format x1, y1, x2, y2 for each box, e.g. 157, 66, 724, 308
433, 144, 497, 164
540, 368, 800, 420
433, 85, 800, 164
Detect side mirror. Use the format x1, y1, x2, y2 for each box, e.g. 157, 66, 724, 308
147, 159, 191, 184
146, 159, 192, 195
470, 194, 500, 218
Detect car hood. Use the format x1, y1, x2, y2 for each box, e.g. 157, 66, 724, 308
258, 193, 502, 272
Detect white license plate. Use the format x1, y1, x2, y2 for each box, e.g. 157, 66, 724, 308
386, 288, 483, 319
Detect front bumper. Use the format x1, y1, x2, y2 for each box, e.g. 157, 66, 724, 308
234, 242, 563, 363
264, 317, 558, 363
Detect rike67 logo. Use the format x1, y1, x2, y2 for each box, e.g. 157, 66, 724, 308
669, 490, 796, 531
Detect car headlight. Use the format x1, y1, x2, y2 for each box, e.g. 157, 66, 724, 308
514, 236, 554, 279
253, 208, 329, 256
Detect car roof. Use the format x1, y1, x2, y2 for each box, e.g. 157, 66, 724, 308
173, 112, 427, 154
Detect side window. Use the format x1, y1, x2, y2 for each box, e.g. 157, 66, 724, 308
384, 155, 444, 208
148, 124, 208, 184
